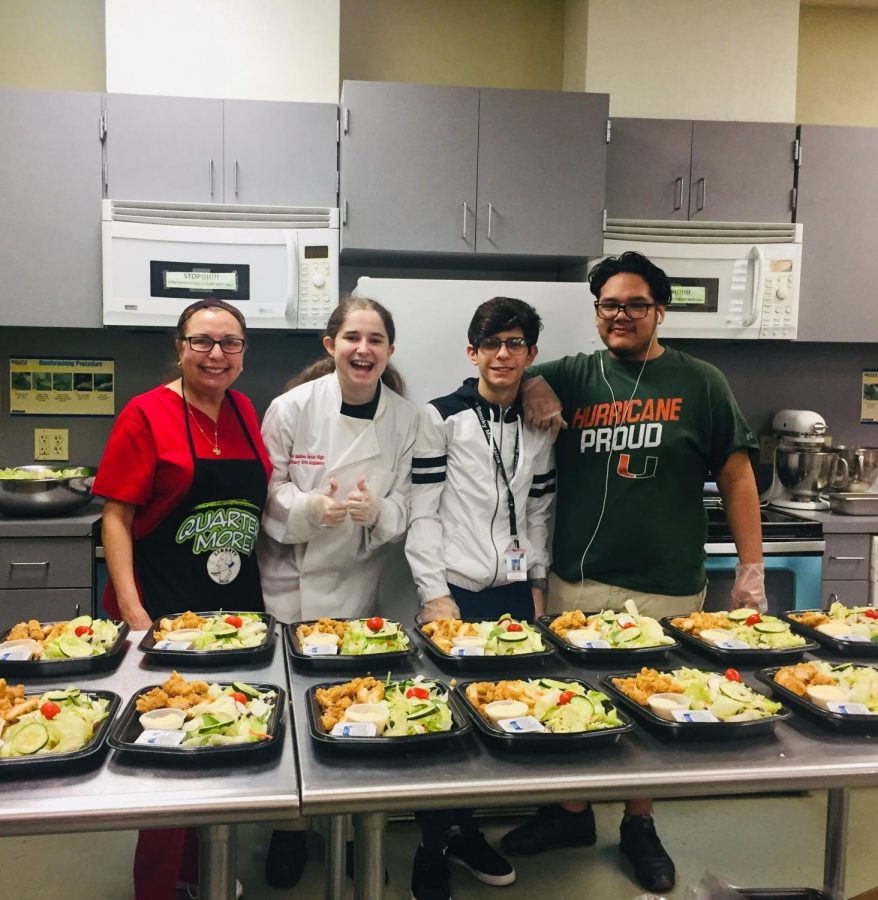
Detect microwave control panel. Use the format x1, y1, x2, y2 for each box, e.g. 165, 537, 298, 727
297, 241, 338, 329
759, 257, 798, 339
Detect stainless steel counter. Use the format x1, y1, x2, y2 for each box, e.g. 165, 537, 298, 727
798, 508, 878, 534
0, 504, 102, 537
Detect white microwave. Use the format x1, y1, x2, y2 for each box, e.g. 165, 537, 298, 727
102, 200, 339, 330
602, 220, 803, 340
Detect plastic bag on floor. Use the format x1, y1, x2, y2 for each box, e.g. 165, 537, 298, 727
683, 870, 748, 899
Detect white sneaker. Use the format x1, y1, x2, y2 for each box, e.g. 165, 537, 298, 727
176, 879, 244, 899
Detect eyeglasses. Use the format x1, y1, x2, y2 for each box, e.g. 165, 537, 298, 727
476, 336, 531, 354
594, 301, 657, 320
184, 336, 246, 354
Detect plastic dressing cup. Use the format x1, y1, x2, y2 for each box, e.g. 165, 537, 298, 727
342, 703, 390, 734
806, 684, 849, 709
452, 635, 486, 649
139, 708, 186, 731
484, 700, 529, 723
301, 632, 340, 648
162, 629, 203, 644
698, 628, 738, 645
0, 638, 40, 658
647, 692, 691, 721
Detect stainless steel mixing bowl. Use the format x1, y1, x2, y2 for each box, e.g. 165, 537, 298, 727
775, 449, 845, 498
0, 466, 95, 517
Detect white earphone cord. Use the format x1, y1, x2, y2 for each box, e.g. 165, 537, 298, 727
574, 325, 658, 608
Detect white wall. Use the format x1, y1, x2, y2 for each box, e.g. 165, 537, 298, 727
581, 0, 800, 121
105, 0, 339, 102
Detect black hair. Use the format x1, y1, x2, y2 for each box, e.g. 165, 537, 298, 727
175, 298, 248, 341
467, 296, 542, 347
587, 251, 672, 307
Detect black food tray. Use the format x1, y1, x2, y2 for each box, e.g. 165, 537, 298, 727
138, 611, 276, 666
107, 681, 285, 763
455, 677, 635, 750
755, 664, 878, 733
306, 677, 470, 754
781, 609, 878, 658
0, 689, 120, 774
660, 616, 817, 665
413, 623, 555, 670
285, 619, 417, 670
536, 614, 678, 662
601, 672, 791, 741
0, 621, 130, 677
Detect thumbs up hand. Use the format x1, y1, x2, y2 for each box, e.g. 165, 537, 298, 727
306, 477, 348, 527
347, 476, 381, 526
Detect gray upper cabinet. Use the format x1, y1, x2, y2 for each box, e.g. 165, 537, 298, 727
0, 88, 103, 328
105, 94, 224, 203
340, 82, 480, 254
607, 118, 796, 223
796, 125, 878, 343
340, 81, 609, 258
223, 99, 338, 207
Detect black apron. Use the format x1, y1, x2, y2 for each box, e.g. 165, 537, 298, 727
133, 391, 268, 619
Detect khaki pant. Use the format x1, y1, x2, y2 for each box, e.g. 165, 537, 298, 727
547, 570, 706, 619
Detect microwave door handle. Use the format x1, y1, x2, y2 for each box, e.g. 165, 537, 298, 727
741, 246, 766, 327
284, 232, 299, 326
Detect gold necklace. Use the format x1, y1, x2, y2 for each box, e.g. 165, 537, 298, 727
187, 403, 221, 456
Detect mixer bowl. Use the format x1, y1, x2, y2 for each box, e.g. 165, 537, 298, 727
775, 449, 843, 498
0, 466, 95, 517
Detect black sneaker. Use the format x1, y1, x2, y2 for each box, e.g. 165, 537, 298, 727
500, 804, 597, 856
445, 831, 515, 886
264, 829, 307, 889
411, 844, 451, 900
619, 814, 676, 893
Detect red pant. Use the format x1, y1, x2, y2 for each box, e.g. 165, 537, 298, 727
134, 828, 199, 900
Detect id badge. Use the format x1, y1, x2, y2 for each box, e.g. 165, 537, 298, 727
505, 546, 527, 582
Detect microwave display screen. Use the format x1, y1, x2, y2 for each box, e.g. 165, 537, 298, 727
150, 261, 251, 301
668, 277, 718, 312
304, 246, 328, 259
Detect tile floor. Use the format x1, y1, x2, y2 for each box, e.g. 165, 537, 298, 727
1, 791, 873, 899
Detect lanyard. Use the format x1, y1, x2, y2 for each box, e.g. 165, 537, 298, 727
471, 402, 520, 548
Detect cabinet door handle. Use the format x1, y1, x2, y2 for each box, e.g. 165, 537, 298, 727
9, 561, 49, 568
674, 176, 685, 211
486, 202, 494, 240
695, 176, 707, 212
234, 159, 239, 196
461, 201, 468, 239
209, 158, 215, 196
830, 556, 865, 561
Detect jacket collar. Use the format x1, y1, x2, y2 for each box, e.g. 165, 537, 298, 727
455, 377, 522, 423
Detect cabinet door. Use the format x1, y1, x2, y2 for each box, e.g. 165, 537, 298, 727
0, 89, 102, 328
476, 89, 609, 257
224, 99, 337, 207
605, 118, 692, 221
796, 125, 878, 342
339, 81, 479, 253
689, 122, 795, 222
0, 588, 94, 622
105, 94, 224, 203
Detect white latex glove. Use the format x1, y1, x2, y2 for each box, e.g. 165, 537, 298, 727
729, 562, 767, 612
522, 376, 567, 438
305, 477, 348, 527
347, 476, 381, 526
417, 595, 460, 624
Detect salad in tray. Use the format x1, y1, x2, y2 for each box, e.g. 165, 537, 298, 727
314, 675, 452, 737
422, 613, 544, 656
152, 611, 268, 651
295, 616, 409, 655
789, 602, 878, 644
134, 672, 276, 747
465, 678, 624, 734
0, 684, 109, 758
1, 616, 121, 660
550, 600, 673, 650
670, 610, 806, 650
612, 667, 782, 723
773, 661, 878, 713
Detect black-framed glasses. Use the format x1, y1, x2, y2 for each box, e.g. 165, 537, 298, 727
477, 336, 530, 354
184, 336, 246, 354
594, 300, 657, 320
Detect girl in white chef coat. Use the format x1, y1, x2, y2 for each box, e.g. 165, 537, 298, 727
258, 296, 419, 622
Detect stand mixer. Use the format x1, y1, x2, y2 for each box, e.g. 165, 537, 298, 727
762, 409, 848, 511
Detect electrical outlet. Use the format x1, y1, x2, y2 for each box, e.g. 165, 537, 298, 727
35, 428, 69, 461
758, 434, 778, 466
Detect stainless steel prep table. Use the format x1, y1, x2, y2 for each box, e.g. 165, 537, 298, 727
289, 646, 878, 899
0, 627, 299, 900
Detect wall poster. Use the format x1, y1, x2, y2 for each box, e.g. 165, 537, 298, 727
9, 357, 115, 416
862, 370, 878, 424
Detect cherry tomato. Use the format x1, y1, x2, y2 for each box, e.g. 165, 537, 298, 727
865, 609, 878, 620
224, 615, 243, 628
621, 622, 636, 629
724, 668, 742, 683
366, 616, 384, 632
40, 701, 61, 719
745, 613, 762, 626
406, 686, 429, 700
558, 691, 575, 705
74, 625, 93, 637
507, 623, 524, 632
230, 692, 248, 705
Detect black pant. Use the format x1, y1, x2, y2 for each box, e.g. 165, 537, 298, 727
449, 580, 534, 623
415, 809, 479, 854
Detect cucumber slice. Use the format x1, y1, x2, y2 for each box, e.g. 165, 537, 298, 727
57, 635, 93, 658
232, 681, 259, 698
11, 722, 49, 755
753, 622, 786, 634
407, 703, 438, 720
616, 626, 642, 643
67, 615, 93, 631
727, 608, 752, 623
42, 689, 80, 703
719, 681, 752, 703
539, 678, 574, 691
497, 630, 528, 643
568, 695, 594, 717
212, 623, 238, 638
600, 609, 616, 622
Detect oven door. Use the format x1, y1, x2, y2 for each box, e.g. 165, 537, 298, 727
703, 542, 824, 615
